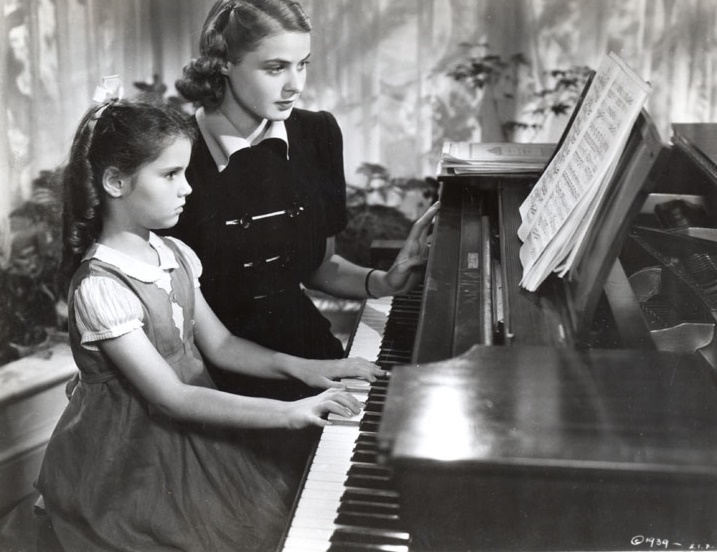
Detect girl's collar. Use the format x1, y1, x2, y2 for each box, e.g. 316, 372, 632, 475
195, 107, 289, 172
82, 232, 178, 283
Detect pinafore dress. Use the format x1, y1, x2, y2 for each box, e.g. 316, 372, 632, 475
36, 235, 291, 552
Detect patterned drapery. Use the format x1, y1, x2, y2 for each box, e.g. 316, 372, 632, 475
2, 0, 716, 230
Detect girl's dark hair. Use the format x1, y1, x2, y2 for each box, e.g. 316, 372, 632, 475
62, 100, 195, 279
175, 0, 311, 109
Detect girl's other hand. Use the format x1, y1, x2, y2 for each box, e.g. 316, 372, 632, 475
286, 388, 363, 428
297, 357, 386, 389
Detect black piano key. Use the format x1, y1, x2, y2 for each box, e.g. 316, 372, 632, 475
345, 477, 393, 491
360, 412, 382, 423
334, 511, 405, 531
345, 469, 393, 490
348, 462, 391, 475
363, 401, 384, 413
353, 450, 379, 464
330, 526, 411, 547
342, 486, 400, 504
353, 444, 379, 456
359, 420, 380, 433
352, 443, 378, 455
377, 361, 408, 371
328, 542, 409, 552
355, 433, 377, 446
352, 445, 378, 458
338, 499, 401, 515
377, 354, 410, 365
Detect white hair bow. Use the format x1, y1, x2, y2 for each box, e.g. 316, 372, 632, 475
92, 75, 124, 104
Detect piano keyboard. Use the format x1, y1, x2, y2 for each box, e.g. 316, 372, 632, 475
280, 291, 422, 552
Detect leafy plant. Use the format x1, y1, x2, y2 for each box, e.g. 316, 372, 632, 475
446, 42, 592, 141
336, 164, 438, 267
0, 168, 67, 365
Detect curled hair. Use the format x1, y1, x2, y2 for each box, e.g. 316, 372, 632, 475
62, 100, 195, 279
176, 0, 311, 108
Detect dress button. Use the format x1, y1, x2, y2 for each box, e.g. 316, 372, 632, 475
287, 202, 301, 218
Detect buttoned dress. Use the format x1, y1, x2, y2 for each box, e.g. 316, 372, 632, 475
171, 108, 349, 401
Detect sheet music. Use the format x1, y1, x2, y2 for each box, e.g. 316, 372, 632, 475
518, 52, 651, 291
440, 142, 554, 174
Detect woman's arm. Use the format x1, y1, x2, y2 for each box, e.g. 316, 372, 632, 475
192, 288, 385, 386
305, 201, 440, 298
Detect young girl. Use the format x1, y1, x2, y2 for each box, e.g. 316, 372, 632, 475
36, 99, 382, 552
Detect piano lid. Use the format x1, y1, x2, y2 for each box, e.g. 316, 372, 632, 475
378, 344, 717, 477
672, 123, 717, 183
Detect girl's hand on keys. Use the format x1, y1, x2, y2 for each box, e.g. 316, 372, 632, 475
284, 388, 363, 428
292, 357, 386, 389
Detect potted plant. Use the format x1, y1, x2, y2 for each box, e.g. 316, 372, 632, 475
336, 163, 438, 268
0, 168, 67, 367
445, 43, 592, 142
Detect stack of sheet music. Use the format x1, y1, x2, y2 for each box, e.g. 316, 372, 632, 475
440, 142, 555, 175
518, 52, 653, 291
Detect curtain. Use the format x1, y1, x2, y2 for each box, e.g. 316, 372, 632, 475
300, 0, 717, 184
2, 0, 716, 229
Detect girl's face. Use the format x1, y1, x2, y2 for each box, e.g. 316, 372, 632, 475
122, 136, 193, 232
221, 31, 311, 135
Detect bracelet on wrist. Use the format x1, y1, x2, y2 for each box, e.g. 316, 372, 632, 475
364, 268, 378, 299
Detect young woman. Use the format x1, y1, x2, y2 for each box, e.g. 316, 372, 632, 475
172, 0, 439, 399
36, 99, 382, 552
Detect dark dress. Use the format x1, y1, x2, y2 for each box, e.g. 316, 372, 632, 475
171, 108, 349, 400
36, 236, 291, 552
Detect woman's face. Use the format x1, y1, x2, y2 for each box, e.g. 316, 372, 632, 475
221, 31, 311, 135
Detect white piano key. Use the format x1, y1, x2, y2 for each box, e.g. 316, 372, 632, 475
317, 427, 359, 441
289, 496, 341, 514
282, 533, 330, 552
303, 468, 347, 484
315, 438, 356, 451
319, 425, 360, 441
307, 462, 351, 476
328, 409, 363, 425
284, 526, 334, 541
288, 509, 338, 527
304, 478, 346, 493
314, 437, 357, 450
351, 390, 370, 402
299, 486, 347, 501
340, 377, 372, 391
282, 541, 326, 552
310, 450, 354, 463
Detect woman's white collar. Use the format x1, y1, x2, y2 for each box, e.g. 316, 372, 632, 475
196, 107, 289, 172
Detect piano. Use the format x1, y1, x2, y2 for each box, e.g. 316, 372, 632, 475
280, 119, 717, 551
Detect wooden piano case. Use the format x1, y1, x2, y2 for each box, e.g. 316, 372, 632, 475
381, 345, 717, 551
414, 111, 668, 365
377, 116, 717, 550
